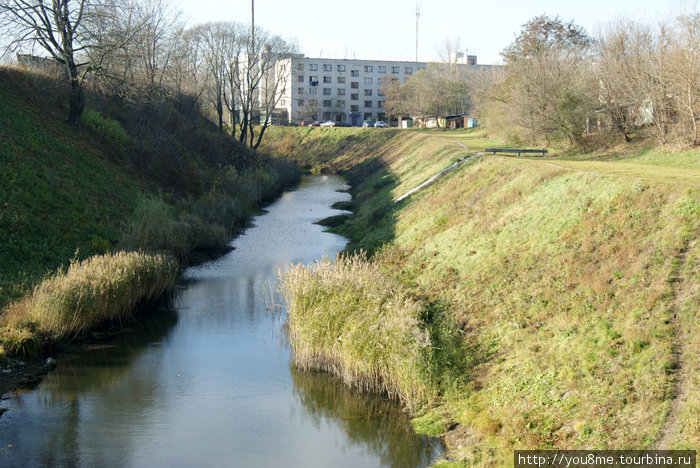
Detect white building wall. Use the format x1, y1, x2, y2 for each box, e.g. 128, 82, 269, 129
276, 55, 492, 125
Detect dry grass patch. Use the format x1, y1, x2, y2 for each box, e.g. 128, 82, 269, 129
280, 252, 470, 410
1, 251, 178, 356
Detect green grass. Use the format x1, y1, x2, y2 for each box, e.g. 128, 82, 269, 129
0, 68, 144, 308
266, 126, 700, 465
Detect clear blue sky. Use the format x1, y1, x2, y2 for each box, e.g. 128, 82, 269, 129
175, 0, 687, 64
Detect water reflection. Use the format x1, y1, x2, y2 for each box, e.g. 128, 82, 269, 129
291, 367, 444, 467
0, 306, 178, 467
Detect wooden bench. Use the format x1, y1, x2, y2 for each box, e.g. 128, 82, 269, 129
485, 148, 548, 157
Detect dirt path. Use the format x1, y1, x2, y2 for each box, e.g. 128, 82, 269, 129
655, 236, 698, 449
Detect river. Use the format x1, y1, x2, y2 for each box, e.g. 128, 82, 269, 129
0, 175, 443, 467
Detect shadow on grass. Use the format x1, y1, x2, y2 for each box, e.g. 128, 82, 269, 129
318, 156, 400, 255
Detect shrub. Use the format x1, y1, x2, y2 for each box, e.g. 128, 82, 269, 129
119, 195, 191, 255
80, 108, 129, 148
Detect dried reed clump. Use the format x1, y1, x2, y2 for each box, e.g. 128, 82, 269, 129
280, 253, 433, 409
24, 251, 178, 339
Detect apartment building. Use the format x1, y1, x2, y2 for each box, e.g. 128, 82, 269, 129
274, 55, 490, 126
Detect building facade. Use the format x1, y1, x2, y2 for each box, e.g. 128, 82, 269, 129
274, 55, 491, 126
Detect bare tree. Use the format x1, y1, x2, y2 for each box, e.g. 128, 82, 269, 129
666, 13, 700, 144
233, 25, 295, 149
496, 15, 595, 145
0, 0, 107, 127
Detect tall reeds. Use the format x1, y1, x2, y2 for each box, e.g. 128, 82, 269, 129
5, 251, 178, 343
280, 253, 436, 409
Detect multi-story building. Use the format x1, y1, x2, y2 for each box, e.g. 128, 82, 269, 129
273, 55, 492, 126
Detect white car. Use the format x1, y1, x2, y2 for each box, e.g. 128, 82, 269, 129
374, 121, 389, 128
320, 120, 336, 127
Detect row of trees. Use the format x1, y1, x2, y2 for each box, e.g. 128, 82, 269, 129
382, 39, 474, 126
383, 11, 699, 148
483, 12, 700, 147
0, 0, 295, 149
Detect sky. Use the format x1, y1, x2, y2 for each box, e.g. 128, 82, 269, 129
174, 0, 690, 65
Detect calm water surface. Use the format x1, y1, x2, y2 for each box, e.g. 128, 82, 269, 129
1, 175, 443, 467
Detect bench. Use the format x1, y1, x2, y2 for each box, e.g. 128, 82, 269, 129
485, 148, 548, 157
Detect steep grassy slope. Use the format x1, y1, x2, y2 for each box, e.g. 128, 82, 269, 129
0, 68, 144, 307
264, 127, 700, 464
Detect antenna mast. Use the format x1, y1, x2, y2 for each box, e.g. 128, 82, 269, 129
415, 3, 421, 62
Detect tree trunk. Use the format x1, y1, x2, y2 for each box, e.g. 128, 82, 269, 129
68, 76, 85, 129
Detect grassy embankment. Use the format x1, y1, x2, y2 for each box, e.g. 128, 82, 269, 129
263, 126, 700, 464
0, 67, 298, 359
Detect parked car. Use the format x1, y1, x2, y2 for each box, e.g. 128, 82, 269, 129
300, 121, 321, 127
334, 121, 350, 127
374, 121, 389, 128
320, 120, 336, 127
362, 120, 375, 127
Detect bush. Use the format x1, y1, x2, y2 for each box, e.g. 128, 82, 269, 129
80, 108, 129, 148
119, 195, 191, 255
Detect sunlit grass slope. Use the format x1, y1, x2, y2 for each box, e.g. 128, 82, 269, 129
266, 127, 700, 464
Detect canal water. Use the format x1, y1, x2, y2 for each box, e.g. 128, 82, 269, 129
0, 175, 443, 467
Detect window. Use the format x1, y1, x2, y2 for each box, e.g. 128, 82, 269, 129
337, 88, 345, 95
364, 100, 373, 108
323, 64, 332, 71
351, 105, 359, 112
297, 63, 304, 71
281, 99, 286, 106
391, 66, 399, 73
309, 64, 318, 71
298, 99, 304, 106
364, 89, 372, 96
309, 76, 318, 85
364, 112, 373, 120
309, 99, 317, 106
335, 113, 344, 122
323, 88, 332, 95
323, 76, 332, 83
297, 87, 304, 94
351, 93, 359, 100
364, 65, 373, 72
378, 101, 384, 108
297, 75, 304, 83
309, 87, 317, 95
378, 88, 385, 96
351, 70, 359, 77
323, 112, 331, 120
405, 66, 413, 74
364, 77, 373, 85
378, 66, 386, 73
323, 100, 332, 107
337, 76, 345, 84
337, 64, 346, 72
377, 78, 382, 86
351, 81, 359, 89
337, 100, 345, 107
